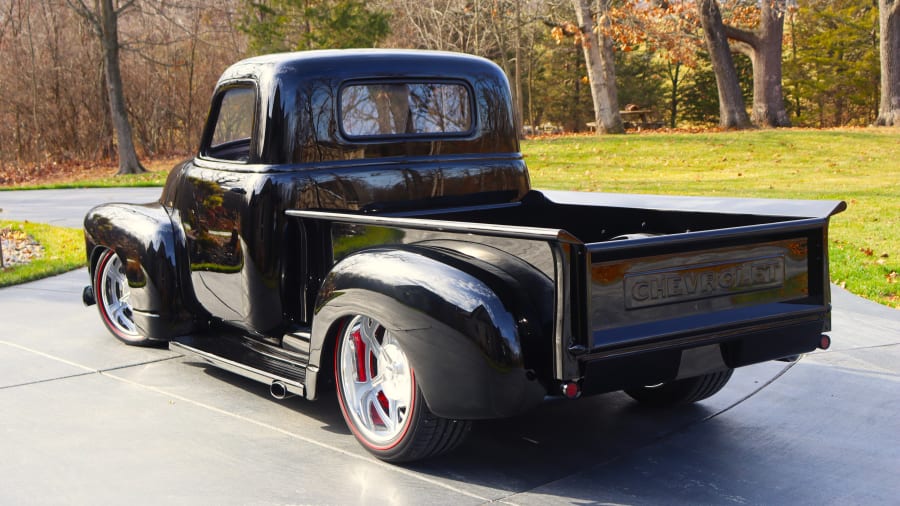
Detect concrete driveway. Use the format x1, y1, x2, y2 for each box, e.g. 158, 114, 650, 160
0, 187, 161, 228
1, 189, 898, 505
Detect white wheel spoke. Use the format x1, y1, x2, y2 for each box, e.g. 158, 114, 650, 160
353, 377, 379, 406
387, 396, 401, 429
111, 301, 129, 320
373, 391, 396, 433
359, 388, 378, 428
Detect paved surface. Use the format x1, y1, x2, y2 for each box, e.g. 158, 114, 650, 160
1, 189, 898, 505
0, 187, 161, 228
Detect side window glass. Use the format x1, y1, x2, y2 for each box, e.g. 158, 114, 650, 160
208, 87, 255, 161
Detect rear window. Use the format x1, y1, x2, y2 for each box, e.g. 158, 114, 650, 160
340, 82, 472, 138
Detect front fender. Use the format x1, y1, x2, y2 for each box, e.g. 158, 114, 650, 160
84, 202, 197, 339
308, 246, 547, 419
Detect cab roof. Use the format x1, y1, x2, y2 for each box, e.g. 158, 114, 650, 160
208, 49, 519, 164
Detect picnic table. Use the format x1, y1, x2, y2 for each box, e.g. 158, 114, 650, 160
586, 108, 664, 131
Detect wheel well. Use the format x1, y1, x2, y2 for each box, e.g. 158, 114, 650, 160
314, 316, 349, 393
88, 246, 112, 278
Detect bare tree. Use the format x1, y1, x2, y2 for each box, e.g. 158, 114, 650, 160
698, 0, 751, 128
383, 0, 543, 134
67, 0, 145, 174
876, 0, 900, 126
573, 0, 623, 134
382, 0, 496, 54
126, 1, 244, 154
0, 0, 241, 174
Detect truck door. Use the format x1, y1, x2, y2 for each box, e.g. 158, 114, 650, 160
173, 83, 281, 330
175, 164, 249, 324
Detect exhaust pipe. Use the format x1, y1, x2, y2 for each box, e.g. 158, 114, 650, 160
82, 286, 96, 306
270, 381, 295, 400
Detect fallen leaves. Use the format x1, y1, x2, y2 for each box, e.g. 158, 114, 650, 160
860, 248, 891, 264
0, 159, 108, 187
0, 225, 44, 268
0, 155, 181, 188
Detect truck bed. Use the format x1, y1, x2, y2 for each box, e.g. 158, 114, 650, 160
288, 189, 845, 390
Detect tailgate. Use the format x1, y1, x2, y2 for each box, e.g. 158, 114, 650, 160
585, 218, 832, 352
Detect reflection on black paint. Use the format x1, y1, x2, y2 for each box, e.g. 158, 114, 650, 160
184, 177, 243, 273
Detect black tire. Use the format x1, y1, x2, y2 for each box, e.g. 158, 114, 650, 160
334, 315, 471, 462
624, 369, 734, 407
93, 248, 157, 346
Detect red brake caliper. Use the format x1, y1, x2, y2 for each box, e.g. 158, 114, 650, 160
352, 328, 388, 426
351, 329, 367, 382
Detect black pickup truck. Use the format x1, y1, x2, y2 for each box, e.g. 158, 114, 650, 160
83, 49, 845, 462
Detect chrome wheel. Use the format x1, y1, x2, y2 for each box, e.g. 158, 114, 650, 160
94, 249, 141, 342
333, 312, 472, 461
337, 315, 414, 448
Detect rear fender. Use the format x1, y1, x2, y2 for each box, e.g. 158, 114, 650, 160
307, 246, 549, 419
84, 203, 198, 339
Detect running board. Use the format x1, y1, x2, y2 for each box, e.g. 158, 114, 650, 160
171, 334, 307, 398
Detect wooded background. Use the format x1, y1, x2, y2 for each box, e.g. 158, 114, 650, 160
0, 0, 896, 172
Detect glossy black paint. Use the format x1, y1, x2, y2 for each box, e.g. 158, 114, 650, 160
221, 50, 521, 165
83, 202, 197, 339
84, 49, 844, 422
309, 246, 548, 418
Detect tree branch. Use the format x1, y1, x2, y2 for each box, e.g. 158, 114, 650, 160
542, 18, 580, 37
729, 39, 754, 58
723, 24, 759, 49
0, 1, 13, 42
114, 0, 139, 17
64, 0, 102, 35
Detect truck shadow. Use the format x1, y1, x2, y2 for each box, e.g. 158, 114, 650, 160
191, 359, 712, 448
408, 392, 720, 492
172, 348, 900, 504
188, 363, 351, 433
195, 360, 723, 493
408, 358, 900, 504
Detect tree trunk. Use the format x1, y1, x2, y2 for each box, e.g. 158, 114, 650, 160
749, 2, 790, 127
876, 0, 900, 126
718, 1, 790, 127
99, 0, 144, 174
573, 0, 624, 134
98, 62, 116, 159
514, 0, 523, 139
667, 61, 680, 128
698, 0, 751, 129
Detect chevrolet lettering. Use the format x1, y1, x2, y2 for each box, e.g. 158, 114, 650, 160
626, 256, 785, 309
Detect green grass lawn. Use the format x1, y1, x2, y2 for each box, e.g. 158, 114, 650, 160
0, 221, 85, 288
27, 170, 170, 189
524, 128, 900, 308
